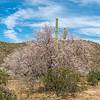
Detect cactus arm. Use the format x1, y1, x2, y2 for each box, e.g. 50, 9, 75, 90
63, 28, 67, 40
55, 17, 58, 49
63, 28, 67, 48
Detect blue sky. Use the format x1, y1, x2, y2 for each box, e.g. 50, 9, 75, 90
0, 0, 100, 43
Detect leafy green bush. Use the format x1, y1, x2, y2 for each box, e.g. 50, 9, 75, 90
0, 69, 9, 85
0, 85, 17, 100
43, 67, 84, 96
87, 67, 100, 86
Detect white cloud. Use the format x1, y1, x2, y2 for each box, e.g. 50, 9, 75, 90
78, 27, 100, 36
4, 29, 20, 42
1, 9, 33, 42
29, 16, 100, 28
2, 8, 33, 29
59, 17, 100, 28
26, 0, 45, 4
25, 0, 56, 7
3, 15, 17, 29
1, 0, 63, 42
2, 3, 63, 29
29, 22, 50, 27
58, 17, 100, 36
27, 0, 63, 18
37, 5, 63, 18
28, 16, 100, 37
70, 0, 100, 5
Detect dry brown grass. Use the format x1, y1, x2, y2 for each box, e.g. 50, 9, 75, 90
7, 80, 29, 100
6, 80, 100, 100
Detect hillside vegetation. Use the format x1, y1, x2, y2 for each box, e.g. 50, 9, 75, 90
89, 41, 100, 67
2, 40, 100, 77
0, 42, 24, 65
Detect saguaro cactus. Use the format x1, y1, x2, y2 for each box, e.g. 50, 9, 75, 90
55, 17, 58, 49
63, 28, 67, 40
63, 28, 67, 48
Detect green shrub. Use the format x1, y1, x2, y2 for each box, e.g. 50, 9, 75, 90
0, 85, 17, 100
87, 67, 100, 86
43, 67, 84, 96
0, 69, 9, 85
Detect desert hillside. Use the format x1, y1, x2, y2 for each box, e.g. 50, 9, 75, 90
0, 42, 24, 65
1, 40, 100, 74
